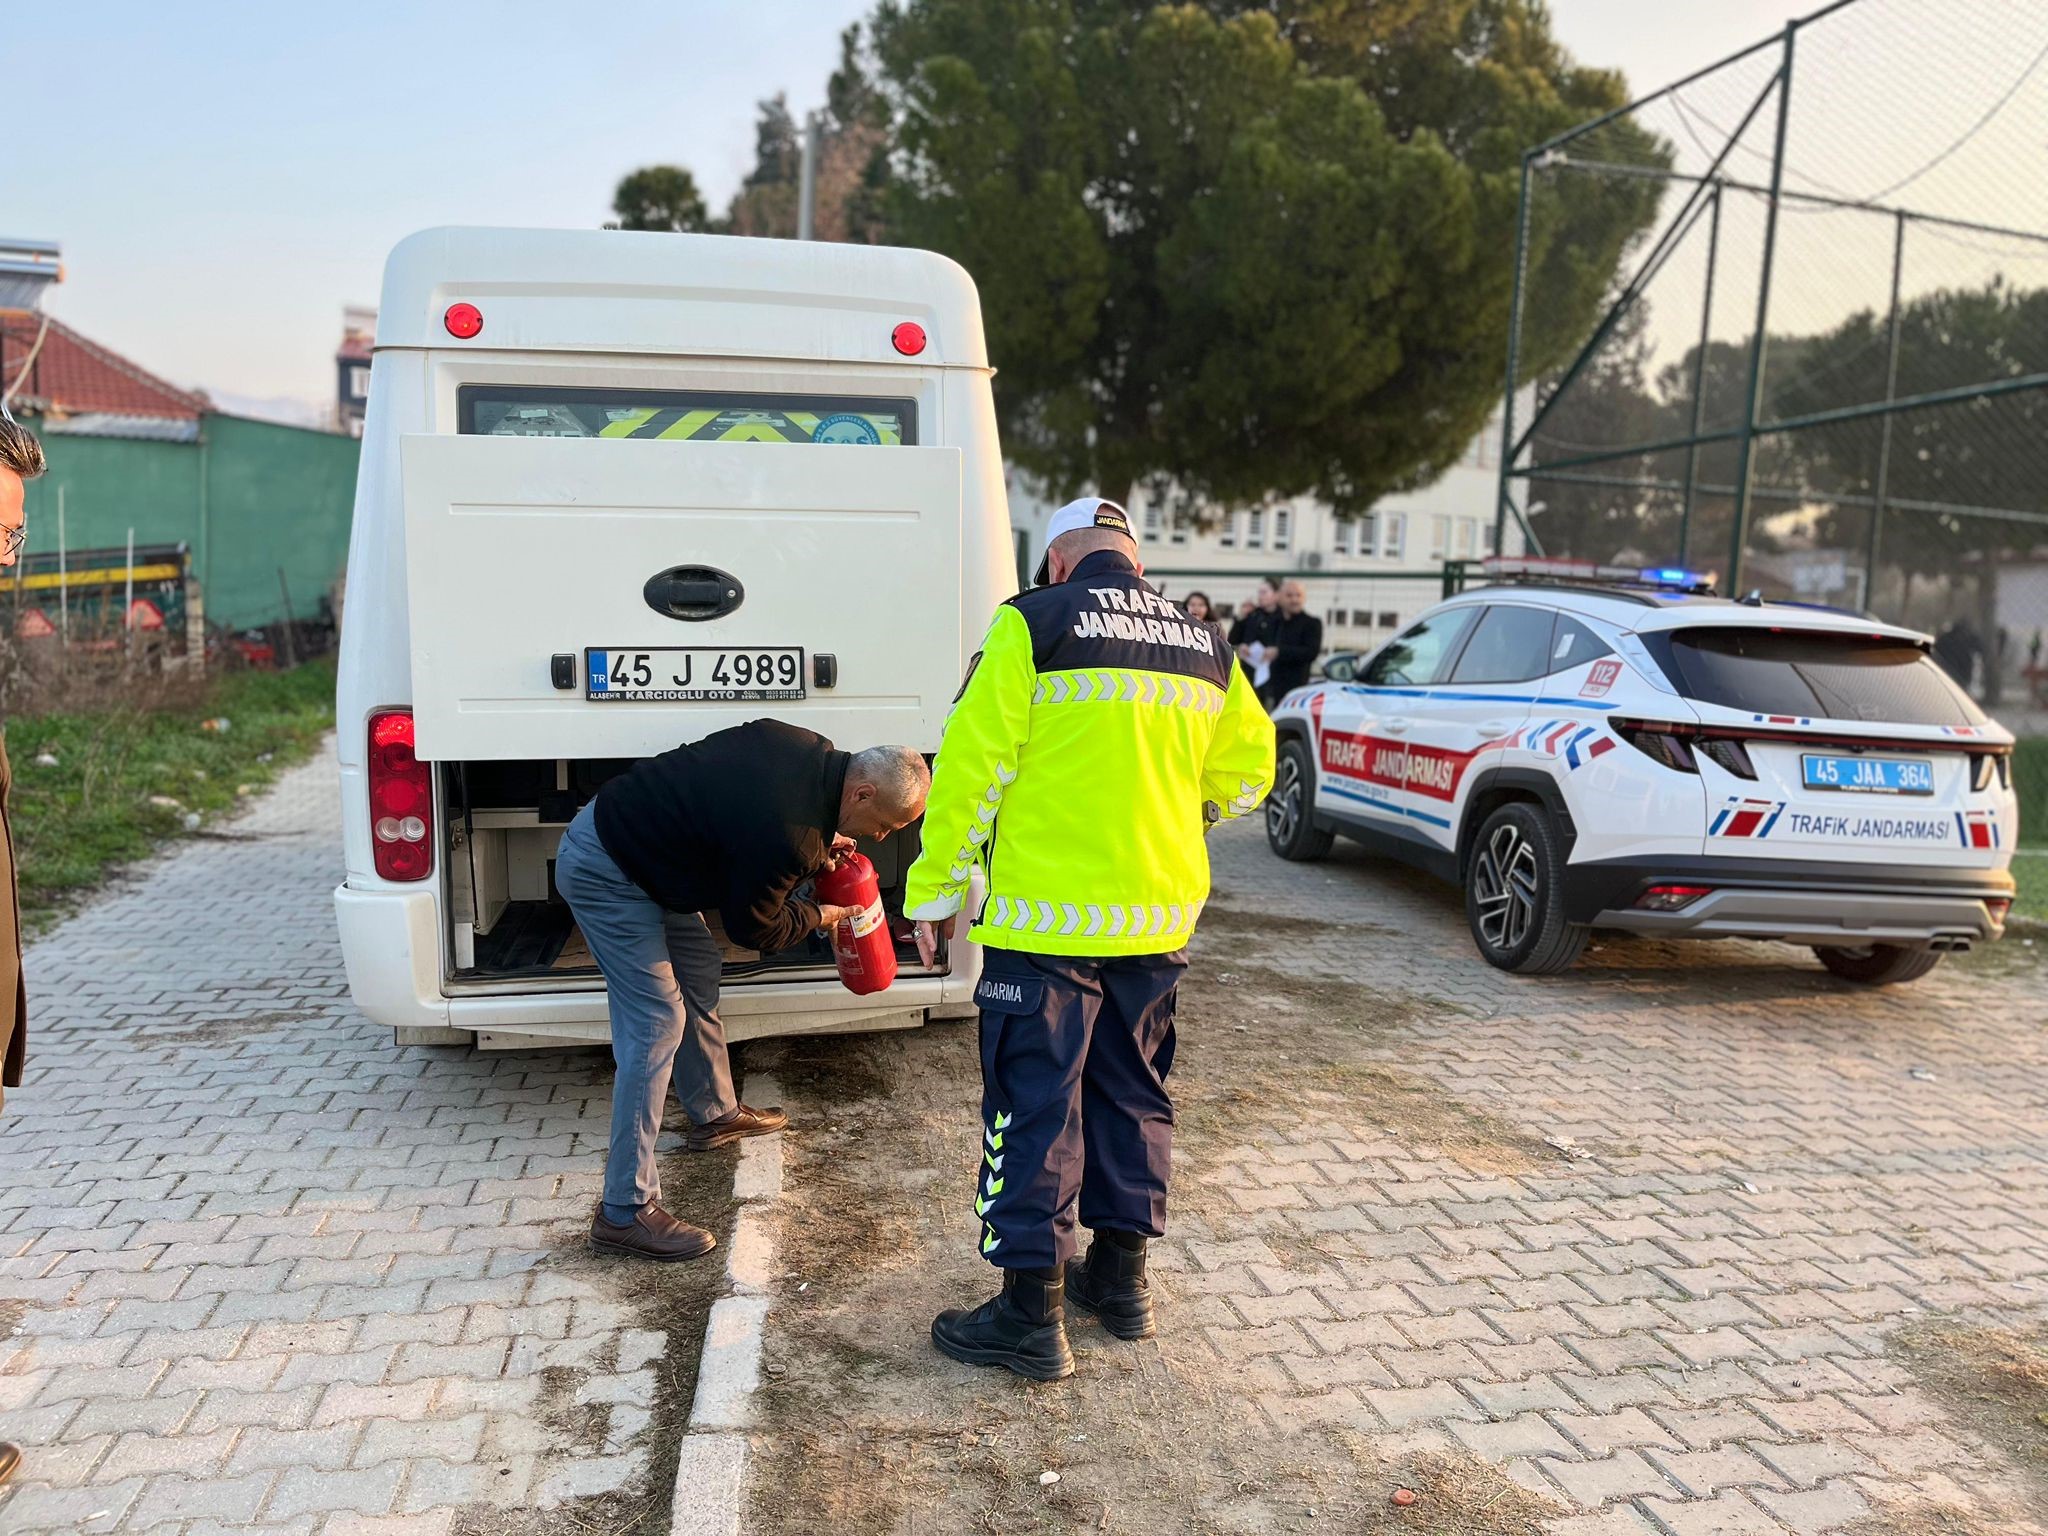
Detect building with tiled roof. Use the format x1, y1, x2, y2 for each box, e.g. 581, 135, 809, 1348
1, 243, 360, 635
1, 309, 208, 436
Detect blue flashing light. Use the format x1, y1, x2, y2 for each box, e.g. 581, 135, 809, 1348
1643, 567, 1704, 587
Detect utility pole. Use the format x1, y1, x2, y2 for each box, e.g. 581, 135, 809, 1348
797, 112, 823, 241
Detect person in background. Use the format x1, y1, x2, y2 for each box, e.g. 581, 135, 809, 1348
1181, 591, 1212, 623
0, 405, 40, 1491
1260, 579, 1324, 709
1229, 577, 1280, 688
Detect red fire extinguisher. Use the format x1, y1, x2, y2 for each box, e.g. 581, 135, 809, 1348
815, 853, 898, 996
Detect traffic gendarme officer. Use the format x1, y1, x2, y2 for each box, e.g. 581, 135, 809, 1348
902, 497, 1275, 1381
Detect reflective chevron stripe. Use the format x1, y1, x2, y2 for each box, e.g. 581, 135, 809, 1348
977, 897, 1203, 939
1032, 668, 1225, 714
976, 1111, 1013, 1244
1223, 776, 1267, 819
937, 760, 1016, 894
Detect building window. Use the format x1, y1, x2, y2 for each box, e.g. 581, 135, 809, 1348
1351, 609, 1374, 627
1142, 501, 1164, 541
1245, 509, 1265, 551
1377, 610, 1399, 628
1382, 513, 1406, 560
1171, 517, 1189, 546
1219, 513, 1237, 550
1272, 507, 1292, 553
1428, 515, 1450, 560
1454, 518, 1476, 558
1327, 608, 1347, 627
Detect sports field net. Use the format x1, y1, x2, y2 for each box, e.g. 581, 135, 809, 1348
1499, 0, 2048, 712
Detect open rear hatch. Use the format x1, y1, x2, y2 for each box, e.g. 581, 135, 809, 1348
400, 432, 964, 985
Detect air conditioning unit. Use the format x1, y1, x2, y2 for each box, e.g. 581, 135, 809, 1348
1300, 551, 1324, 570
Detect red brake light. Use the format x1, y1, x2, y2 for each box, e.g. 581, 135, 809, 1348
444, 302, 483, 339
1988, 898, 2012, 922
367, 709, 433, 882
1636, 884, 1712, 912
891, 321, 926, 356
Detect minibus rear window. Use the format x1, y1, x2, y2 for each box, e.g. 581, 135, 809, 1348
458, 387, 916, 446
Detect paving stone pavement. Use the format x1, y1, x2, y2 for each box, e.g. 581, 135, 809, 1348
1154, 821, 2048, 1533
0, 748, 705, 1536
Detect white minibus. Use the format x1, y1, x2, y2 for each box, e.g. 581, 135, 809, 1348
334, 227, 1012, 1048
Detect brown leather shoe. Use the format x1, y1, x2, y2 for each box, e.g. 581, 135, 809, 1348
683, 1103, 789, 1151
589, 1203, 717, 1262
0, 1441, 19, 1486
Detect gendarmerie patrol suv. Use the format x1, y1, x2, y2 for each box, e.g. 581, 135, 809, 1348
334, 228, 1014, 1049
1266, 560, 2019, 983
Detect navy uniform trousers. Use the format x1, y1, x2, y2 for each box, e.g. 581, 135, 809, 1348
971, 944, 1186, 1272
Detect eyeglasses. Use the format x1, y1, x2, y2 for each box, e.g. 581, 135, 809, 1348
2, 524, 24, 559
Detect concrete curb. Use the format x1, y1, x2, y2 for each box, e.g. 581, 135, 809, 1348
670, 1074, 785, 1536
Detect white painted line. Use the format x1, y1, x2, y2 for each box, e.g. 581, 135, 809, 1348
669, 1071, 787, 1526
690, 1294, 770, 1430
668, 1431, 746, 1536
726, 1206, 776, 1295
733, 1133, 785, 1201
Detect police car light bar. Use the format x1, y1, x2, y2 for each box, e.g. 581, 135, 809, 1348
1477, 557, 1714, 595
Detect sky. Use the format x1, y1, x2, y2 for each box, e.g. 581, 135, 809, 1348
2, 0, 1840, 416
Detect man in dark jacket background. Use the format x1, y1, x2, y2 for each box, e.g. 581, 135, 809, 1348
1261, 579, 1324, 708
557, 721, 930, 1260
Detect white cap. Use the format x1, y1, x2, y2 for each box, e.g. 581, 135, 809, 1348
1033, 497, 1135, 585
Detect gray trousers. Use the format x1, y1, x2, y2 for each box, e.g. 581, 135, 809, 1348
555, 803, 737, 1211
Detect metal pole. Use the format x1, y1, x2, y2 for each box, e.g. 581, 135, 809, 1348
1677, 181, 1724, 568
56, 484, 67, 648
1514, 69, 1780, 461
1863, 209, 1908, 612
124, 525, 135, 666
797, 113, 822, 241
1726, 23, 1800, 594
276, 566, 300, 670
1494, 152, 1535, 557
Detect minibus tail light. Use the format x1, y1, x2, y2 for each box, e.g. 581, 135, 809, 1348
368, 709, 433, 882
891, 321, 926, 356
444, 302, 483, 339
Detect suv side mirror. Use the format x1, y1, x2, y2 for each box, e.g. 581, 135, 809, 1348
1323, 656, 1358, 682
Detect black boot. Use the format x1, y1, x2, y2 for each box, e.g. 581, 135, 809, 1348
931, 1266, 1075, 1381
1064, 1230, 1155, 1340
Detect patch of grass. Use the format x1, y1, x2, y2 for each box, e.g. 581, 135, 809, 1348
5, 658, 336, 932
2013, 737, 2046, 847
2011, 851, 2048, 926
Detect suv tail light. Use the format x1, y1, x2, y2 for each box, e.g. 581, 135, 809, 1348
1969, 753, 1999, 792
1694, 737, 1757, 779
1988, 897, 2012, 922
368, 709, 432, 882
1636, 884, 1712, 912
1619, 724, 1698, 773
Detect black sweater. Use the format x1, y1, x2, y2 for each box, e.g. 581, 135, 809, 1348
1266, 610, 1325, 695
592, 720, 847, 953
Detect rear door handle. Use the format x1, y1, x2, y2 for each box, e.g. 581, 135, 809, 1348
1477, 719, 1516, 736
1381, 716, 1412, 734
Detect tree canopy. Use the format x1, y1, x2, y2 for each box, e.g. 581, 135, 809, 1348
865, 0, 1661, 512
610, 165, 713, 233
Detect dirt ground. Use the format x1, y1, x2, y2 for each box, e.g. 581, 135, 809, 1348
736, 916, 1576, 1536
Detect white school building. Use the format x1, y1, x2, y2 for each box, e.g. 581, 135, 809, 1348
1006, 422, 1514, 657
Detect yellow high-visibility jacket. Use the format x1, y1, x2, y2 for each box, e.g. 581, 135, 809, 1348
904, 551, 1276, 955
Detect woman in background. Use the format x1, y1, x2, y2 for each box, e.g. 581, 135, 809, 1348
1181, 591, 1212, 623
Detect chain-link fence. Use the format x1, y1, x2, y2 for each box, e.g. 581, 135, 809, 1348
1494, 0, 2048, 722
